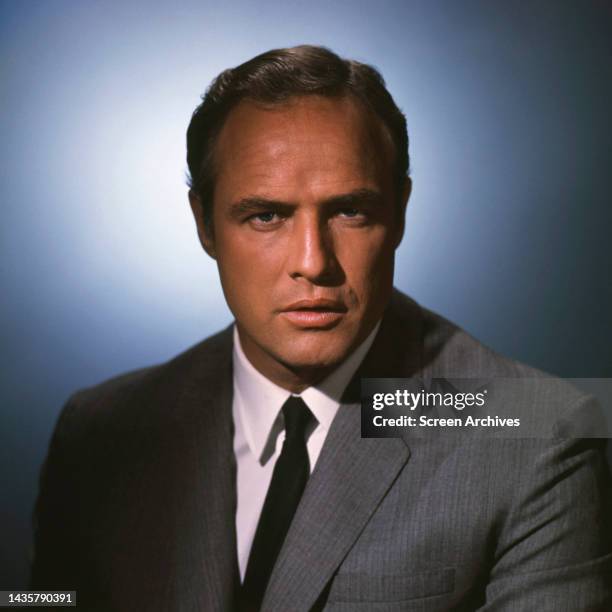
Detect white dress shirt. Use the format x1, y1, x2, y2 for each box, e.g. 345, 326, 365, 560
232, 322, 380, 580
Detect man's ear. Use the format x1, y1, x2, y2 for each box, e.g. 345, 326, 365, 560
188, 189, 216, 259
393, 177, 412, 249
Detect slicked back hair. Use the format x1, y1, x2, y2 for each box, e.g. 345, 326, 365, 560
186, 45, 409, 232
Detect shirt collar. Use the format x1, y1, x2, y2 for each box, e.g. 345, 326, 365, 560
232, 322, 380, 462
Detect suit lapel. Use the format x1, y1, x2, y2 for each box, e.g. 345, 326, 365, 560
261, 292, 424, 611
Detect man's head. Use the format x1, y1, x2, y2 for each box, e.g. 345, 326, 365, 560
187, 45, 411, 391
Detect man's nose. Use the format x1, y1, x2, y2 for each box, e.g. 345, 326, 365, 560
288, 216, 339, 284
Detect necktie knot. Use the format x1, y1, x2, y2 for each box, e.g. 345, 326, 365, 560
282, 396, 314, 441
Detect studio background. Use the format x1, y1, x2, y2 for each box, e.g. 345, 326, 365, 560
1, 0, 611, 588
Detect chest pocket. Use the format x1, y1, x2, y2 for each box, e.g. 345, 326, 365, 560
326, 567, 455, 604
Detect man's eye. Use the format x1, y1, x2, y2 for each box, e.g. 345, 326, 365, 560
250, 212, 278, 224
338, 208, 365, 219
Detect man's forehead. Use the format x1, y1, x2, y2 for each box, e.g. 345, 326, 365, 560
213, 95, 395, 183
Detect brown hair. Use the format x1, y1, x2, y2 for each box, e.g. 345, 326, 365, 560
186, 45, 409, 230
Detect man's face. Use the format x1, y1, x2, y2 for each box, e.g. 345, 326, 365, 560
191, 95, 409, 390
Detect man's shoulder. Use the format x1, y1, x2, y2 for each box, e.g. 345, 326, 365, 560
421, 304, 536, 377
391, 289, 587, 396
389, 290, 602, 436
62, 325, 234, 426
390, 290, 544, 378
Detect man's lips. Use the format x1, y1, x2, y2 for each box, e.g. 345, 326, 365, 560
279, 299, 347, 328
282, 298, 347, 312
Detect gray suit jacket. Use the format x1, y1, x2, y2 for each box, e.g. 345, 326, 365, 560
31, 291, 612, 611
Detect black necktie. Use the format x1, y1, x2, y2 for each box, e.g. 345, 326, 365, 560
240, 396, 314, 611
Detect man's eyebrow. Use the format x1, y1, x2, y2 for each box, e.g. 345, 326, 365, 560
322, 188, 383, 208
228, 197, 294, 217
229, 189, 383, 217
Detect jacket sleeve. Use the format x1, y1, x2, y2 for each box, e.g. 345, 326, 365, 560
480, 396, 612, 610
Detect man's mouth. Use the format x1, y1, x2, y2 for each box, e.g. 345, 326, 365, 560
279, 299, 347, 329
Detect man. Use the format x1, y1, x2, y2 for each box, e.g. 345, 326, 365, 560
31, 46, 611, 610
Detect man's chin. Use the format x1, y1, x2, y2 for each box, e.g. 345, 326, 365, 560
275, 322, 370, 369
275, 342, 352, 377
238, 323, 364, 388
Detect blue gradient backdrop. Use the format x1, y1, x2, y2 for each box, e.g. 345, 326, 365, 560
2, 0, 611, 587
